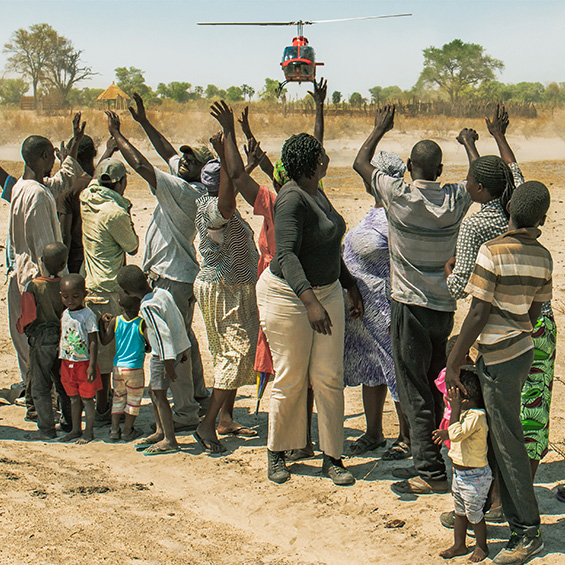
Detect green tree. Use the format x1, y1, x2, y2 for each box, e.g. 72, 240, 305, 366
241, 84, 255, 101
331, 90, 342, 105
369, 86, 382, 104
157, 81, 191, 103
226, 86, 243, 102
513, 82, 544, 103
193, 85, 204, 98
43, 36, 95, 105
205, 84, 220, 99
3, 23, 59, 107
260, 78, 285, 101
115, 66, 151, 98
349, 92, 365, 107
0, 78, 29, 105
419, 39, 504, 103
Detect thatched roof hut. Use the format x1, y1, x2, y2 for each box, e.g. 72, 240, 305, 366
97, 82, 130, 110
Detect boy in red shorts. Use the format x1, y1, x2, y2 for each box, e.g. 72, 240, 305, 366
59, 273, 101, 444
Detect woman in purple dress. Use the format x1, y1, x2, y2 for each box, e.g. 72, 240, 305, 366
344, 152, 410, 458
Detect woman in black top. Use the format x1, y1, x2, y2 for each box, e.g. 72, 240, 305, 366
256, 133, 363, 485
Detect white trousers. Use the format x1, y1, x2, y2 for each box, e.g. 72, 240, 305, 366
257, 268, 345, 459
8, 276, 28, 382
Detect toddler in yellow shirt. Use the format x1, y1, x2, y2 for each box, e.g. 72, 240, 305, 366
433, 369, 491, 562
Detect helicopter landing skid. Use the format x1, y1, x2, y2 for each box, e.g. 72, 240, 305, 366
276, 79, 315, 97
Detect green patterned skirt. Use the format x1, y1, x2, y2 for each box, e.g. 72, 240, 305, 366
521, 314, 557, 460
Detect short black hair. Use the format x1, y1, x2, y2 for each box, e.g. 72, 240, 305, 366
469, 155, 514, 199
21, 135, 52, 165
66, 135, 96, 167
117, 265, 148, 294
509, 181, 550, 228
60, 273, 86, 292
281, 133, 323, 181
409, 140, 442, 179
460, 369, 483, 407
42, 241, 68, 275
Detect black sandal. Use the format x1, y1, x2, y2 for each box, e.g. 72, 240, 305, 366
382, 440, 411, 460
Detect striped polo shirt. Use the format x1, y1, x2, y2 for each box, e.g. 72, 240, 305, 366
371, 170, 471, 311
465, 228, 553, 366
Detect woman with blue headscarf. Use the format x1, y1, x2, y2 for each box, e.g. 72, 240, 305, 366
193, 143, 260, 454
344, 151, 410, 459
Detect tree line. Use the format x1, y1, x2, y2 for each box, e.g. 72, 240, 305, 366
1, 25, 564, 114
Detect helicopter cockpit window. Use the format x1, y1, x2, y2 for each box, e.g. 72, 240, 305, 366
299, 46, 314, 62
283, 46, 298, 61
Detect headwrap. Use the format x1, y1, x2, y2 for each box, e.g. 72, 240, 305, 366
273, 159, 290, 186
469, 155, 515, 215
371, 151, 406, 179
179, 145, 215, 165
201, 158, 221, 195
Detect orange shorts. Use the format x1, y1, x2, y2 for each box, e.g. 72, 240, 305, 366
61, 359, 102, 399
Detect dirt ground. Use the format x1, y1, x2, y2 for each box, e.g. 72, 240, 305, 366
0, 134, 564, 564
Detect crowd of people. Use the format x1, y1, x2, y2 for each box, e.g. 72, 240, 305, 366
0, 80, 562, 564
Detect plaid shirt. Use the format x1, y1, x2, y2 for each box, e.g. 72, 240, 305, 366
447, 162, 525, 300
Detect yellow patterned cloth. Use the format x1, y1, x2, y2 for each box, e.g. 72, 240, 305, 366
194, 279, 258, 390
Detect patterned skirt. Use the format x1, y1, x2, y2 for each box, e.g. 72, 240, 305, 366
194, 279, 259, 390
520, 314, 557, 460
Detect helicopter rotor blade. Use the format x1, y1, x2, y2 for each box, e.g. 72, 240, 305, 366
309, 14, 412, 24
198, 21, 299, 26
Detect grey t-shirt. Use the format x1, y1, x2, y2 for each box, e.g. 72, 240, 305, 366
142, 156, 206, 284
372, 170, 472, 312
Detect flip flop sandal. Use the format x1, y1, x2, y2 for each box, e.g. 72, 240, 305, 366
135, 441, 158, 452
391, 476, 449, 495
348, 434, 386, 456
193, 431, 227, 454
218, 426, 258, 437
382, 441, 411, 461
142, 446, 181, 456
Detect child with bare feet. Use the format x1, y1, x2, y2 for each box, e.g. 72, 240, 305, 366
59, 273, 102, 444
17, 242, 71, 440
99, 291, 147, 443
116, 265, 190, 456
432, 370, 491, 562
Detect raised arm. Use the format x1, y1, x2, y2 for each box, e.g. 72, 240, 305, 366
486, 104, 517, 164
307, 77, 327, 144
353, 104, 395, 186
238, 106, 274, 179
211, 132, 236, 220
106, 110, 157, 189
129, 92, 177, 163
456, 128, 480, 164
210, 100, 260, 207
66, 112, 86, 161
97, 137, 119, 167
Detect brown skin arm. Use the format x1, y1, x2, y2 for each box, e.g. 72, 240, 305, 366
129, 92, 177, 163
237, 106, 274, 180
529, 301, 543, 326
217, 147, 237, 220
106, 110, 157, 189
445, 297, 491, 393
456, 128, 480, 164
486, 104, 517, 164
210, 100, 260, 207
307, 77, 327, 144
66, 113, 86, 161
98, 313, 116, 346
96, 137, 119, 167
164, 359, 178, 382
299, 288, 333, 335
353, 105, 395, 187
87, 332, 99, 382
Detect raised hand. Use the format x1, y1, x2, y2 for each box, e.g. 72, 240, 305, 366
105, 110, 121, 137
307, 77, 328, 106
485, 104, 509, 138
237, 106, 253, 139
243, 137, 265, 170
72, 112, 86, 142
447, 386, 463, 407
456, 128, 479, 145
105, 137, 119, 155
128, 92, 147, 123
210, 100, 235, 133
209, 131, 224, 159
54, 141, 69, 164
374, 104, 395, 133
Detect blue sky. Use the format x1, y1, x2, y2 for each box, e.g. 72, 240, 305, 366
1, 0, 564, 99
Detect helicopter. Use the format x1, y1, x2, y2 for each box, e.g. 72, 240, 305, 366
198, 15, 411, 95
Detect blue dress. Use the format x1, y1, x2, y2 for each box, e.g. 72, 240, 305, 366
343, 207, 398, 401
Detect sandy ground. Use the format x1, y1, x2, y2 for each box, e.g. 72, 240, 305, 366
0, 141, 564, 564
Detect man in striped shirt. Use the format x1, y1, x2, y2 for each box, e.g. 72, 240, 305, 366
445, 181, 552, 565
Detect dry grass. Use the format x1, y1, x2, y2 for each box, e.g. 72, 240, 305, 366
1, 105, 565, 150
